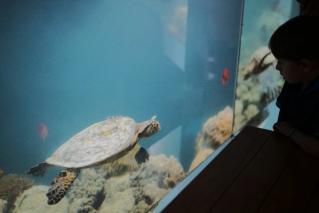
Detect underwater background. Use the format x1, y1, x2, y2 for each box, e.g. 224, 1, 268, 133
0, 0, 297, 212
0, 0, 240, 174
234, 0, 298, 132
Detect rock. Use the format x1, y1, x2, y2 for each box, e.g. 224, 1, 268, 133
0, 174, 33, 212
67, 144, 146, 213
13, 185, 69, 213
0, 199, 7, 213
234, 45, 283, 132
0, 169, 4, 179
241, 46, 275, 80
66, 149, 184, 212
99, 174, 135, 213
68, 168, 105, 213
189, 148, 214, 172
98, 154, 185, 212
195, 106, 233, 153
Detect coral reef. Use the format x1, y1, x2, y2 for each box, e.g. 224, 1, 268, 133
13, 185, 69, 213
234, 46, 283, 132
241, 46, 276, 80
0, 174, 33, 212
67, 168, 105, 213
99, 154, 185, 212
190, 106, 233, 172
65, 145, 184, 212
0, 199, 7, 213
195, 106, 233, 152
99, 144, 149, 177
189, 148, 213, 172
0, 169, 4, 179
13, 146, 185, 212
190, 47, 282, 169
67, 144, 147, 212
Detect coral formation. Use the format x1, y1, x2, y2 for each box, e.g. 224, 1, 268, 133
99, 154, 185, 212
190, 48, 282, 169
68, 168, 106, 213
190, 106, 233, 172
0, 174, 33, 212
67, 144, 144, 213
99, 144, 149, 177
0, 169, 4, 179
65, 145, 184, 212
189, 148, 214, 172
241, 46, 276, 80
13, 185, 69, 213
12, 142, 184, 213
234, 46, 284, 132
196, 106, 233, 152
0, 199, 7, 213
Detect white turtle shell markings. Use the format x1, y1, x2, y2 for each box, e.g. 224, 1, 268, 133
46, 116, 136, 168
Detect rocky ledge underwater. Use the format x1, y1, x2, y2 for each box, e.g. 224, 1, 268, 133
0, 145, 185, 213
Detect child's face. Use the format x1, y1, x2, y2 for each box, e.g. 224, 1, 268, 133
275, 59, 304, 84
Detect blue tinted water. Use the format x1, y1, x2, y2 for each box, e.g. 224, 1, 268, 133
0, 0, 241, 175
1, 0, 303, 212
240, 0, 297, 64
0, 0, 179, 173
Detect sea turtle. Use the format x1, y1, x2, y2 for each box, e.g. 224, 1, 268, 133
27, 115, 160, 205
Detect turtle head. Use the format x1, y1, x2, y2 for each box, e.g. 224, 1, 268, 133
139, 116, 160, 138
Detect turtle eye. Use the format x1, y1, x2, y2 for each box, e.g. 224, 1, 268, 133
152, 122, 160, 131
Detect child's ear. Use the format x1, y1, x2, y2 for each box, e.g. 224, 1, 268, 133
298, 59, 316, 73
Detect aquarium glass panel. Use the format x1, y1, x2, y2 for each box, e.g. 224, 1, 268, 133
0, 0, 242, 212
234, 0, 298, 132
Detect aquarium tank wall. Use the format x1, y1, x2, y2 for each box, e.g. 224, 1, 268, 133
0, 0, 242, 212
234, 0, 298, 132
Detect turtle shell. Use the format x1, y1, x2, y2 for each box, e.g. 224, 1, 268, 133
46, 116, 137, 168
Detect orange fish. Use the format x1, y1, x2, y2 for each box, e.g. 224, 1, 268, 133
221, 67, 230, 85
38, 123, 48, 141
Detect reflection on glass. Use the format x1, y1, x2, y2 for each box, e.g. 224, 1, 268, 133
234, 0, 298, 132
0, 0, 242, 212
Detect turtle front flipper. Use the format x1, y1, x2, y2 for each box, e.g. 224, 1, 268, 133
46, 168, 79, 205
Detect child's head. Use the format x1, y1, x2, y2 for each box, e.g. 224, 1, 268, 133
269, 15, 319, 61
269, 16, 319, 85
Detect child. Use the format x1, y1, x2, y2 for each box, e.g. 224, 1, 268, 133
268, 15, 319, 157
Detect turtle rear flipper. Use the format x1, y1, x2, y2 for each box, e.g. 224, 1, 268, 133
27, 162, 50, 176
47, 168, 79, 205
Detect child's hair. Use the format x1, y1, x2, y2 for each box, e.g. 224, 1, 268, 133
269, 15, 319, 61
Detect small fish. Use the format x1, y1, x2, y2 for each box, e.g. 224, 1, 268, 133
207, 56, 216, 63
38, 123, 48, 141
207, 72, 215, 80
221, 67, 230, 85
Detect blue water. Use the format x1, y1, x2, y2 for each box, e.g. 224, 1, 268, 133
240, 0, 297, 64
0, 0, 243, 175
1, 0, 304, 212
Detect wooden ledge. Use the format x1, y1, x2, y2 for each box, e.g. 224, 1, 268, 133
163, 126, 319, 213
